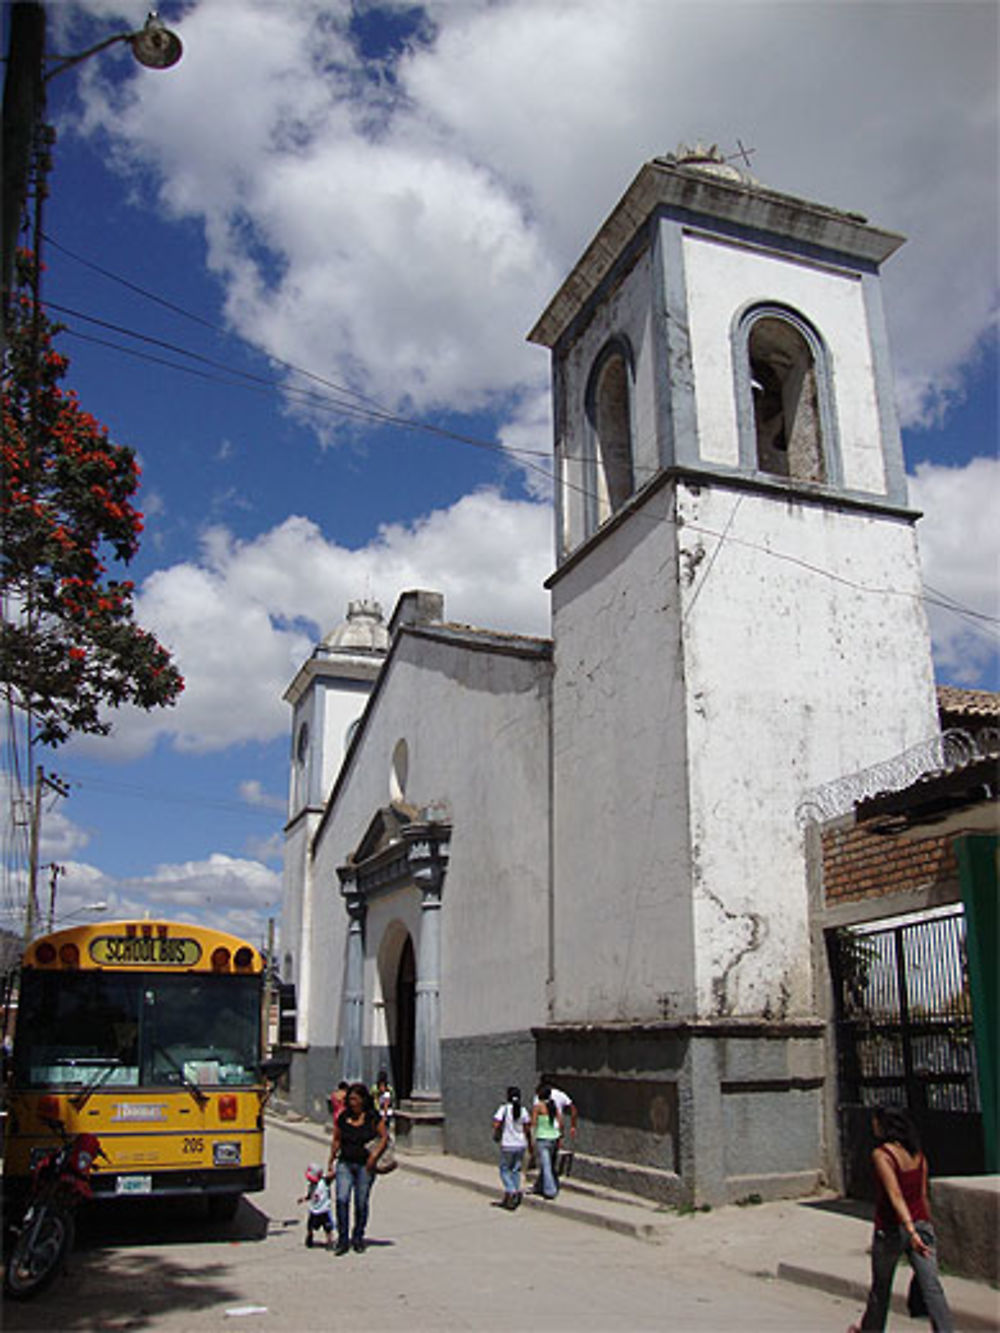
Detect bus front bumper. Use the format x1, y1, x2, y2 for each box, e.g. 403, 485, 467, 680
89, 1165, 265, 1198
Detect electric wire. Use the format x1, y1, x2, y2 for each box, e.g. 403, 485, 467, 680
45, 322, 1000, 641
41, 236, 997, 632
19, 243, 1000, 640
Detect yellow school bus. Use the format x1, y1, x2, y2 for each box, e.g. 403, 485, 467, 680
4, 920, 275, 1218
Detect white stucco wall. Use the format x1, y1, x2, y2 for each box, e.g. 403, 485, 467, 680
550, 486, 697, 1023
549, 473, 938, 1027
675, 481, 938, 1018
558, 246, 659, 553
306, 629, 552, 1057
682, 230, 887, 495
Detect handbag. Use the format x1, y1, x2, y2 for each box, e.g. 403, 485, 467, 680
493, 1105, 508, 1143
375, 1139, 397, 1175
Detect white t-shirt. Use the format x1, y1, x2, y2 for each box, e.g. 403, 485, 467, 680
493, 1102, 530, 1151
307, 1177, 333, 1216
535, 1086, 573, 1121
550, 1087, 573, 1118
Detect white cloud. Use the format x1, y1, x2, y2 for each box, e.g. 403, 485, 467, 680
910, 456, 1000, 684
239, 780, 286, 813
74, 489, 552, 758
71, 0, 996, 436
57, 852, 281, 943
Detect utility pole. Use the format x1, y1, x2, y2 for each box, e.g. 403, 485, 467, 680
45, 860, 63, 932
22, 767, 69, 944
23, 764, 43, 947
1, 2, 46, 327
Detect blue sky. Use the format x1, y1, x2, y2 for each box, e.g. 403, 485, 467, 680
3, 0, 997, 947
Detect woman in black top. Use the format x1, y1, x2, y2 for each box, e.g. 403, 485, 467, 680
326, 1082, 388, 1254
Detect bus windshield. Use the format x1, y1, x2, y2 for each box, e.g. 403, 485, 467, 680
14, 971, 262, 1090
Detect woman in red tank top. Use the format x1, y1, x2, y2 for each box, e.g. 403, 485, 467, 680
849, 1107, 953, 1332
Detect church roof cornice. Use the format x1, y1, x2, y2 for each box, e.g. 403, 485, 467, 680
528, 158, 905, 350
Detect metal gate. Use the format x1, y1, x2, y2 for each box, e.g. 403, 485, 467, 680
827, 908, 984, 1197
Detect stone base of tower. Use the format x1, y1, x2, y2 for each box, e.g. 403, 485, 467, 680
534, 1018, 827, 1207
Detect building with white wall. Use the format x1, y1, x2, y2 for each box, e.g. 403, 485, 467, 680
281, 148, 939, 1203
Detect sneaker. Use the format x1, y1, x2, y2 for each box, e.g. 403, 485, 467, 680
334, 1242, 349, 1256
352, 1239, 366, 1253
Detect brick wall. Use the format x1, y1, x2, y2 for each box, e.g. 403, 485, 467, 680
821, 823, 959, 906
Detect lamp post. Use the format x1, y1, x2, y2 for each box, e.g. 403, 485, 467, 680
2, 4, 182, 946
2, 3, 183, 321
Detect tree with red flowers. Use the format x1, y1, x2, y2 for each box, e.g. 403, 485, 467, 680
2, 252, 183, 746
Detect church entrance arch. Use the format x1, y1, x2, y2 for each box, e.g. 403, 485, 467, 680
377, 924, 415, 1100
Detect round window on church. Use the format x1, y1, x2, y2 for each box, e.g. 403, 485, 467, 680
390, 738, 408, 804
296, 721, 309, 765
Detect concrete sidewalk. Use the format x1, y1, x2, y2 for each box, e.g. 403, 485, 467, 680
269, 1111, 999, 1331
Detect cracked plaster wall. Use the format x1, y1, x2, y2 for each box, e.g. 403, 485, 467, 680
676, 481, 938, 1018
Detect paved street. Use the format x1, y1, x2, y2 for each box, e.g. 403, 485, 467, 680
3, 1119, 859, 1332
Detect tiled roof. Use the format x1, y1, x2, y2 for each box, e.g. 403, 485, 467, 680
936, 685, 1000, 719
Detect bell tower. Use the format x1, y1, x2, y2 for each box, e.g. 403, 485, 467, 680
529, 147, 939, 1203
280, 600, 388, 1059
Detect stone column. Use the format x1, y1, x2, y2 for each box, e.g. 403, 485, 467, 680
339, 872, 366, 1082
408, 829, 450, 1101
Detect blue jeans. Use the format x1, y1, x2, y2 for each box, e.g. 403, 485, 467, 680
860, 1222, 953, 1332
536, 1139, 559, 1198
335, 1160, 373, 1245
499, 1148, 525, 1194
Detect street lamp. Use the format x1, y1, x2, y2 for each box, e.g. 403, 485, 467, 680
51, 901, 109, 929
45, 12, 183, 81
2, 4, 184, 317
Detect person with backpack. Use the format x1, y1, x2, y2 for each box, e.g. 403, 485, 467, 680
492, 1085, 532, 1210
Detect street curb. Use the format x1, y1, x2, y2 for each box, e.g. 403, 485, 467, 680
777, 1262, 1000, 1331
397, 1156, 669, 1244
266, 1115, 667, 1242
266, 1116, 999, 1329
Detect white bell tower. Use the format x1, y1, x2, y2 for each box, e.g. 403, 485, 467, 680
529, 147, 939, 1203
280, 600, 388, 1053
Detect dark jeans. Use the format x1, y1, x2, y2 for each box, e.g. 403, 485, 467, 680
335, 1160, 373, 1245
860, 1222, 953, 1332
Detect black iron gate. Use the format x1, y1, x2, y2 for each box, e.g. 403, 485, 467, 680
828, 908, 984, 1197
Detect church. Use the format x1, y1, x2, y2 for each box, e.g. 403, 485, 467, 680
279, 147, 940, 1205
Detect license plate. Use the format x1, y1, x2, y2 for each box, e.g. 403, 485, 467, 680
115, 1174, 152, 1195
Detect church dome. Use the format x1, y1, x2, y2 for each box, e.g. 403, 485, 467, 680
322, 599, 389, 654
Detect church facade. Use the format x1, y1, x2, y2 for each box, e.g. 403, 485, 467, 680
280, 149, 939, 1204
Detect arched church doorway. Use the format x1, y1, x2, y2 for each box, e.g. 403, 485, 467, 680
394, 936, 415, 1100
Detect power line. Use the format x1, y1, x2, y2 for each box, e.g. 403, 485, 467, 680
47, 324, 1000, 641
32, 240, 999, 637
41, 233, 557, 461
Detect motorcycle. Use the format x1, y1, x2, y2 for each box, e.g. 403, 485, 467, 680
3, 1118, 106, 1299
